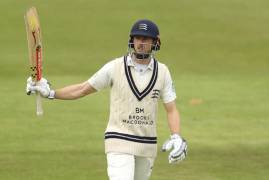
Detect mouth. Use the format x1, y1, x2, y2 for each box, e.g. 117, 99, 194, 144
137, 48, 145, 53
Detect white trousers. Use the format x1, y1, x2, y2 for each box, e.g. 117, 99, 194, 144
107, 152, 155, 180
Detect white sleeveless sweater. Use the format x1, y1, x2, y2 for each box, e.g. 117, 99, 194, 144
104, 56, 167, 158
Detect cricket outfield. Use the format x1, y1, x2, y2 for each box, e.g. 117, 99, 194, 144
0, 0, 268, 179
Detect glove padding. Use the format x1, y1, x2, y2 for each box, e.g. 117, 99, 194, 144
162, 134, 187, 164
26, 77, 55, 99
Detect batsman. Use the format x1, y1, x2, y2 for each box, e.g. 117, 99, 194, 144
26, 19, 188, 180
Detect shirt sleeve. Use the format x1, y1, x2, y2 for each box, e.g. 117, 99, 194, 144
161, 66, 177, 103
87, 60, 115, 91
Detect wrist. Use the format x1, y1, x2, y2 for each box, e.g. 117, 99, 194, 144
48, 90, 55, 99
170, 133, 181, 139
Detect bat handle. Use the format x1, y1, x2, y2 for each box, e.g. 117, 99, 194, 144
36, 93, 43, 116
36, 80, 43, 116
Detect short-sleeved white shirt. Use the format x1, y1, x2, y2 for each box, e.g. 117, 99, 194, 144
88, 56, 176, 103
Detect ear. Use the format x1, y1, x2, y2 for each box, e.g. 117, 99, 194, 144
153, 35, 161, 51
156, 36, 161, 50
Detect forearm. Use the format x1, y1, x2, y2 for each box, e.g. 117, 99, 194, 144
55, 84, 83, 100
54, 81, 96, 100
164, 101, 181, 134
167, 109, 180, 134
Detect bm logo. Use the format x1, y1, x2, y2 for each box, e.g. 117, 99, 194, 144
136, 108, 144, 113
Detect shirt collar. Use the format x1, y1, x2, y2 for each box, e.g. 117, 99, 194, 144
126, 55, 154, 70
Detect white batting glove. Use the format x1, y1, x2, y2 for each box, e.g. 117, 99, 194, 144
26, 77, 36, 95
162, 134, 187, 164
26, 77, 55, 99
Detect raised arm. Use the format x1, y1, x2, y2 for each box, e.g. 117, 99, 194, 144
26, 60, 113, 100
26, 77, 96, 100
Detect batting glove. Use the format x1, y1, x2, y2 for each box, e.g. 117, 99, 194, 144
162, 134, 187, 164
26, 77, 55, 99
26, 77, 36, 95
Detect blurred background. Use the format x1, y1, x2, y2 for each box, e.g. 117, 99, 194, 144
0, 0, 268, 179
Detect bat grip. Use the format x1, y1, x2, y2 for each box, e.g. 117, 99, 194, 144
35, 45, 43, 116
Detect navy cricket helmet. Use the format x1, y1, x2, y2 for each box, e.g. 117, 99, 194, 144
129, 19, 161, 51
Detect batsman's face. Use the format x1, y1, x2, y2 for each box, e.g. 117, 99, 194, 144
133, 36, 154, 54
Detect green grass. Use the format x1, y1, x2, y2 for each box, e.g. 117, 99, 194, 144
0, 0, 269, 179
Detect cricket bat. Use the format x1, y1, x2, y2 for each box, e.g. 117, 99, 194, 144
24, 7, 43, 116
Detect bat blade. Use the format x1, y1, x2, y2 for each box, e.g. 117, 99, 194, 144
25, 7, 43, 116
